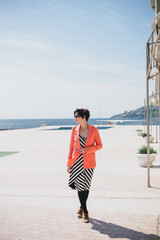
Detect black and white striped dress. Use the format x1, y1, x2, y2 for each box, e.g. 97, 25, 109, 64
69, 135, 94, 192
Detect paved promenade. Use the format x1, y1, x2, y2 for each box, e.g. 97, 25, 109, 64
0, 125, 160, 239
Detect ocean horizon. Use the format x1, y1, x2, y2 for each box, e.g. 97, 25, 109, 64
0, 118, 152, 130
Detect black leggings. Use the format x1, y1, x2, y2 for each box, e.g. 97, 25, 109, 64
78, 190, 89, 214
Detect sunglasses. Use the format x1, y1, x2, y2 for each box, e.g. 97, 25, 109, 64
74, 114, 80, 118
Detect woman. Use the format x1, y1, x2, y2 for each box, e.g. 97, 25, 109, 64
67, 108, 103, 223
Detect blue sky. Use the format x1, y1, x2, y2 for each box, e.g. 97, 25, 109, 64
0, 0, 155, 118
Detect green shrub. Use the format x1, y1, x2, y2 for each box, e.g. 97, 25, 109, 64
141, 133, 151, 138
137, 146, 157, 154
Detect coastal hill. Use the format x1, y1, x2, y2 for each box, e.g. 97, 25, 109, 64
111, 105, 158, 119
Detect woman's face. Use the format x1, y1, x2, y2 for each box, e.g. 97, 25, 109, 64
74, 112, 85, 124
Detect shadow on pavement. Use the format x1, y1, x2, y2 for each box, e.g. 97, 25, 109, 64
151, 187, 160, 190
152, 165, 160, 169
90, 218, 158, 240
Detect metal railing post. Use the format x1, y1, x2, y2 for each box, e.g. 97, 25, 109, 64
144, 99, 146, 133
156, 90, 158, 143
146, 42, 151, 187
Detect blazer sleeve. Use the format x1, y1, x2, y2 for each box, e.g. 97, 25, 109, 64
67, 128, 74, 166
85, 128, 103, 154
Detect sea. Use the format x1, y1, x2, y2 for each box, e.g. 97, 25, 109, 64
0, 118, 155, 130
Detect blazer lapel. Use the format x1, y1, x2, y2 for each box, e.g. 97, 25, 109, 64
85, 124, 91, 146
77, 125, 81, 148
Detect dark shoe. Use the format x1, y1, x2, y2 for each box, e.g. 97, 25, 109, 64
77, 208, 83, 218
83, 213, 89, 223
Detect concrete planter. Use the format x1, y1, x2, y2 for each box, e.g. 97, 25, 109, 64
144, 136, 154, 143
136, 154, 156, 167
137, 130, 143, 136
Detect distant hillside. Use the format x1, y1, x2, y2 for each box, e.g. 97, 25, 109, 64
111, 106, 158, 119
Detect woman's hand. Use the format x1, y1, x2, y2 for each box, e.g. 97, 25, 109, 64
67, 166, 71, 174
79, 148, 86, 154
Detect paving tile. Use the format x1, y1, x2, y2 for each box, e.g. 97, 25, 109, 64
0, 126, 159, 239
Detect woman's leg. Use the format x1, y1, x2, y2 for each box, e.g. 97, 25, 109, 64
85, 190, 89, 201
78, 190, 88, 214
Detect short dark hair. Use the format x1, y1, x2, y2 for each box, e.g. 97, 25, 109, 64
74, 108, 90, 122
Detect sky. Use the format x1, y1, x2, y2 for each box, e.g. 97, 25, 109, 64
0, 0, 155, 118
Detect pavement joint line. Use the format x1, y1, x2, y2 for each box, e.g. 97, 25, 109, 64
0, 194, 160, 200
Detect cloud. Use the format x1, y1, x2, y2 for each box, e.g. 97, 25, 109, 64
66, 60, 145, 84
0, 36, 51, 50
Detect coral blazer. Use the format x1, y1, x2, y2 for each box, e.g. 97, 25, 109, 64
67, 124, 103, 169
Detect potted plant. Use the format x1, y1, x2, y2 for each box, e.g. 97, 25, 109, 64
136, 145, 157, 167
141, 133, 154, 143
141, 133, 148, 138
136, 129, 143, 136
